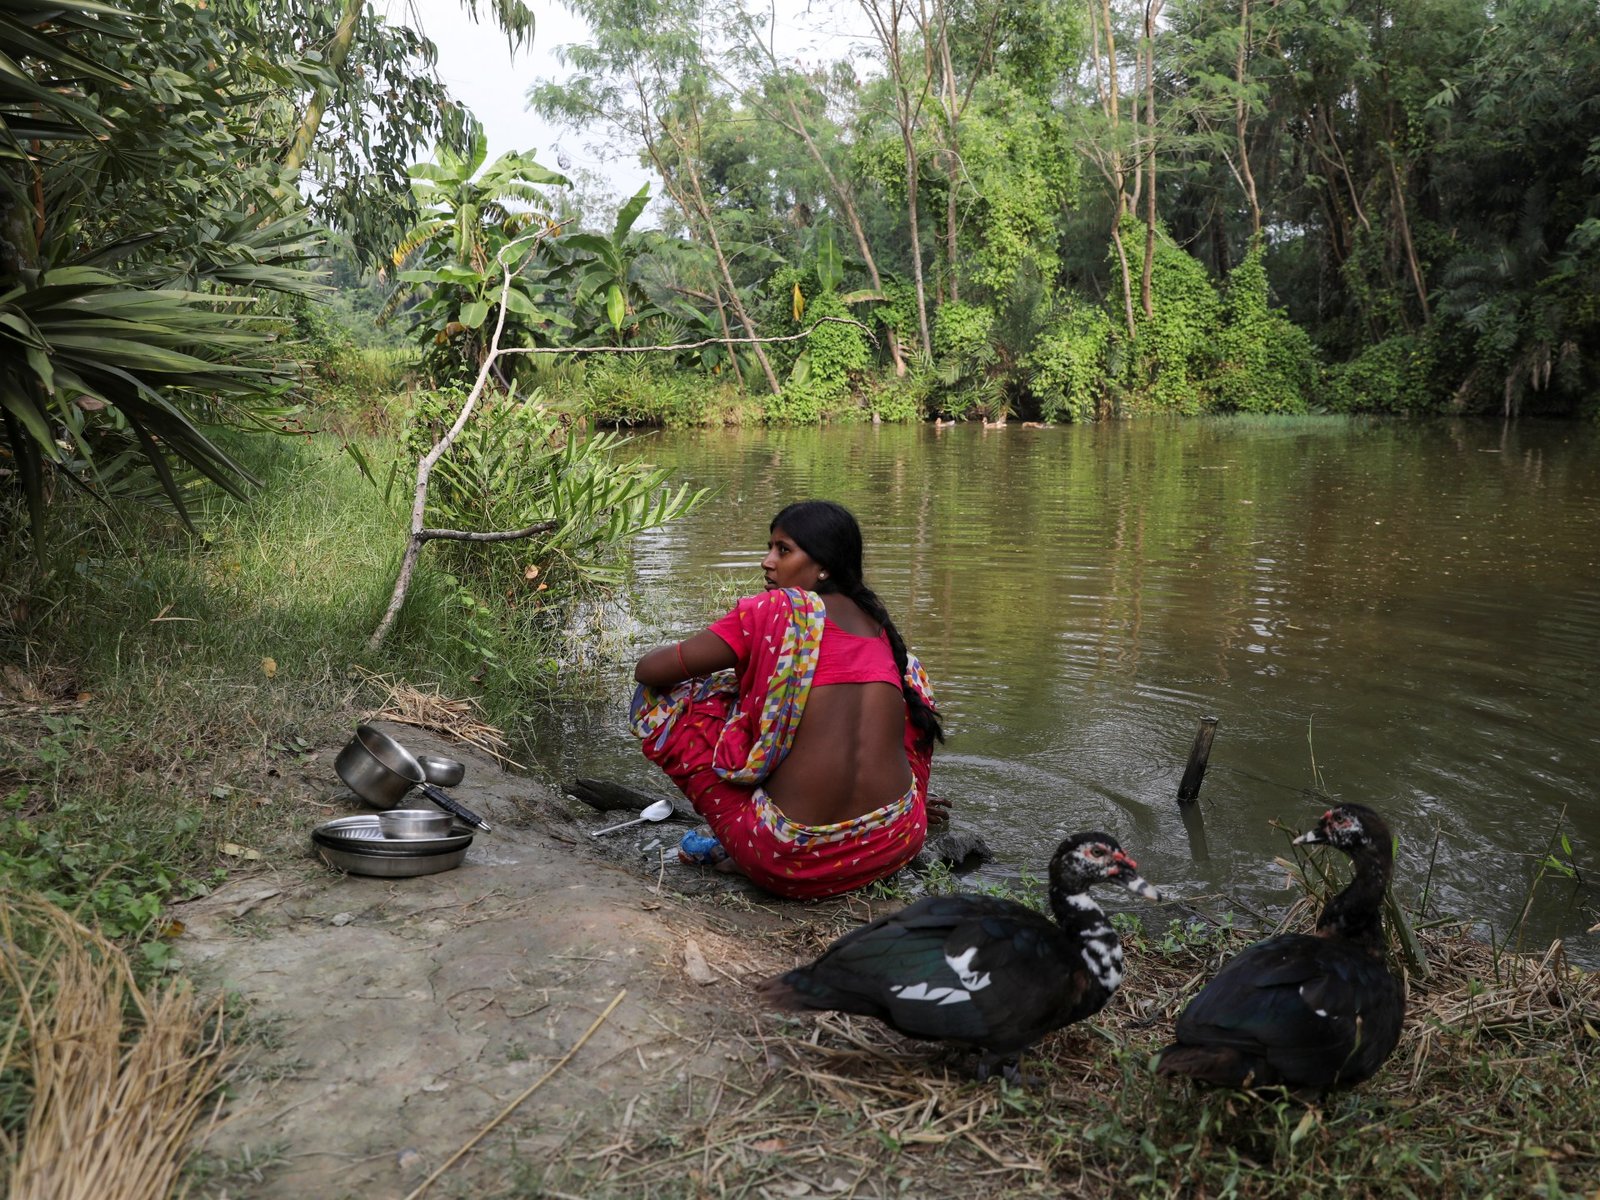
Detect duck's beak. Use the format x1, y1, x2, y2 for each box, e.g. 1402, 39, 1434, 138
1110, 850, 1163, 900
1292, 827, 1327, 846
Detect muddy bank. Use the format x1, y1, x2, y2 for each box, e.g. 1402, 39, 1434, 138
177, 722, 983, 1198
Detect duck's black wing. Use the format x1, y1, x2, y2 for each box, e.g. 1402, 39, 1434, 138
1159, 933, 1405, 1090
758, 894, 1090, 1053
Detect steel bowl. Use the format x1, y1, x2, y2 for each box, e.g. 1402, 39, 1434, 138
417, 754, 465, 788
378, 808, 455, 840
335, 725, 421, 810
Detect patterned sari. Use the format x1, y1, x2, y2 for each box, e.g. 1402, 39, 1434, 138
630, 588, 937, 899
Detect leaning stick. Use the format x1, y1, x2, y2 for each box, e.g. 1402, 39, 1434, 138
402, 987, 628, 1200
367, 249, 522, 651
366, 230, 873, 650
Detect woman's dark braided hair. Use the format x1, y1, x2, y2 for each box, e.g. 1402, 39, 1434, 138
771, 500, 944, 748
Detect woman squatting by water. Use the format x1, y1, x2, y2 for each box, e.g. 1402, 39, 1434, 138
631, 500, 944, 899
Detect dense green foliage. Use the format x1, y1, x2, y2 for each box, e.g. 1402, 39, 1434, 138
7, 0, 1596, 552
514, 0, 1599, 422
0, 0, 517, 541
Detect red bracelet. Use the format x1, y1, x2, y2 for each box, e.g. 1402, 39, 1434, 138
676, 641, 690, 678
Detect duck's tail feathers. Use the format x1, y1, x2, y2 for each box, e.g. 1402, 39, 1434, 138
753, 972, 811, 1011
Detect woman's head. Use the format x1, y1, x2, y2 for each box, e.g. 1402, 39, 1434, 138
768, 500, 863, 595
768, 499, 943, 746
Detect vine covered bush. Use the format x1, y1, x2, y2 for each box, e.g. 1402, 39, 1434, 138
762, 285, 873, 423
866, 377, 926, 423
1213, 246, 1317, 414
1024, 303, 1114, 422
957, 79, 1076, 298
1124, 221, 1223, 414
791, 291, 872, 395
916, 303, 998, 419
1322, 333, 1446, 413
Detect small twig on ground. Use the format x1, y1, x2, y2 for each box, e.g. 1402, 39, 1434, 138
402, 988, 627, 1200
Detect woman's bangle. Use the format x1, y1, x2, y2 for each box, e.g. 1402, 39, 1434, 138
676, 641, 691, 678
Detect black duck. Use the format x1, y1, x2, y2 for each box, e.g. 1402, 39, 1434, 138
1156, 803, 1406, 1094
756, 832, 1162, 1083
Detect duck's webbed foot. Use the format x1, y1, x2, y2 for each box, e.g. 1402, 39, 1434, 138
975, 1051, 1034, 1088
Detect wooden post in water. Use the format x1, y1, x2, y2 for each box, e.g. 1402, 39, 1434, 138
1179, 799, 1211, 862
1177, 716, 1220, 803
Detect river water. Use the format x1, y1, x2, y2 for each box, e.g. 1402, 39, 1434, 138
523, 417, 1600, 961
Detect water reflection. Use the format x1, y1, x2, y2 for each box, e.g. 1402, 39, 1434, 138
524, 418, 1600, 963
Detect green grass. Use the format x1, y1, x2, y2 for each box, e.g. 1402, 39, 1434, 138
0, 424, 581, 962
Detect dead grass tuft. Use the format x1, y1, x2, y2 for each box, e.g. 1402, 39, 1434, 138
0, 665, 89, 732
353, 665, 521, 768
0, 892, 230, 1200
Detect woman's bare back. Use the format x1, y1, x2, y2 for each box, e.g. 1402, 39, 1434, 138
762, 594, 912, 824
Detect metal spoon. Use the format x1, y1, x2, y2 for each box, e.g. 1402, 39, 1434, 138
590, 799, 675, 837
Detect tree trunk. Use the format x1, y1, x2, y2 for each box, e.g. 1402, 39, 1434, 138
937, 13, 961, 305
1139, 0, 1161, 320
684, 172, 781, 393
1111, 220, 1137, 338
712, 285, 745, 388
1093, 0, 1137, 336
902, 131, 932, 353
284, 0, 364, 172
782, 95, 907, 374
860, 0, 933, 352
1388, 153, 1430, 324
646, 130, 782, 394
1235, 0, 1261, 237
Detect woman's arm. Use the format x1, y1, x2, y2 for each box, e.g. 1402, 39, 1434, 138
634, 630, 738, 689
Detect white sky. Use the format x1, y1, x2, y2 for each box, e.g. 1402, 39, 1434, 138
384, 0, 877, 207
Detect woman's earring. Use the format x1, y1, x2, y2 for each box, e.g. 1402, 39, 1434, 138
819, 571, 828, 580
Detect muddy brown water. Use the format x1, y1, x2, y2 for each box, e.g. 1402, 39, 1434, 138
528, 417, 1600, 964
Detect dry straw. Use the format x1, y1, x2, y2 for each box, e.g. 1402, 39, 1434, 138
352, 664, 522, 768
0, 893, 228, 1200
523, 883, 1600, 1198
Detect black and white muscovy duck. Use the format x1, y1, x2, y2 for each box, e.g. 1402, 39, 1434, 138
755, 832, 1163, 1083
1156, 802, 1406, 1094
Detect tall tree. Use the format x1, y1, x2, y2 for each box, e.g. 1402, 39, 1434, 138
529, 0, 783, 392
858, 0, 935, 352
720, 19, 910, 374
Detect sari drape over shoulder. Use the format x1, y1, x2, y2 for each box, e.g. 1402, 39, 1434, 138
629, 587, 938, 898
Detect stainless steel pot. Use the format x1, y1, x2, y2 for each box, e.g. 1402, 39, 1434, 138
335, 725, 492, 832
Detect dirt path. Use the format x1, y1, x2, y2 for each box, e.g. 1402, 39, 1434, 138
176, 722, 806, 1199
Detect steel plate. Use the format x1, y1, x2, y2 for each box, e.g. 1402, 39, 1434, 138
314, 840, 469, 878
314, 814, 473, 854
311, 830, 473, 860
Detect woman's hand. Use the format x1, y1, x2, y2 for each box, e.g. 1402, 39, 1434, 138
926, 793, 952, 827
634, 630, 737, 689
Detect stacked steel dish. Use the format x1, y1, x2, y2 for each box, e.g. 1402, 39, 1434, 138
317, 726, 484, 877
312, 812, 473, 877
